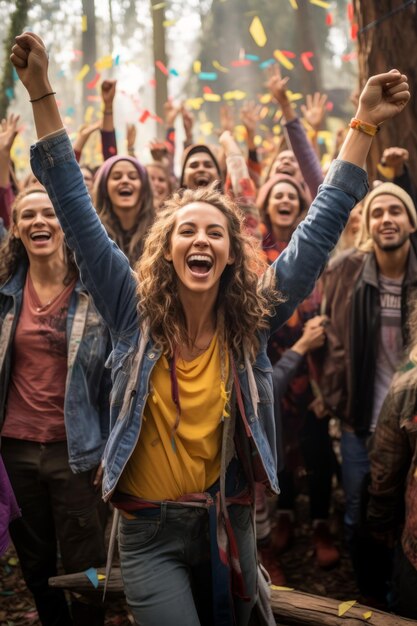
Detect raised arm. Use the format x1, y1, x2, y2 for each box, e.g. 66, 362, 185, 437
269, 70, 410, 334
11, 32, 138, 335
0, 113, 20, 229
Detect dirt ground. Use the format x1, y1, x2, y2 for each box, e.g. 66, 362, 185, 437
0, 484, 359, 626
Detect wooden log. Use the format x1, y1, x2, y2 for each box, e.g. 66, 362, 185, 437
48, 567, 124, 596
271, 588, 417, 626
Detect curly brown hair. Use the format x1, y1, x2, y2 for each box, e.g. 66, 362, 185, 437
0, 186, 77, 285
135, 184, 280, 359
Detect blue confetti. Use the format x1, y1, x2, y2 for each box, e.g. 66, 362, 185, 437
198, 72, 218, 81
84, 567, 99, 589
259, 59, 275, 69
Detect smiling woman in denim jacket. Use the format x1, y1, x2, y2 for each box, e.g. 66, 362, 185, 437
0, 186, 112, 626
11, 32, 410, 626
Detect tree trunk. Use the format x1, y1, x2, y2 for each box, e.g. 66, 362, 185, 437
150, 0, 168, 138
0, 0, 30, 119
81, 0, 97, 105
353, 0, 417, 184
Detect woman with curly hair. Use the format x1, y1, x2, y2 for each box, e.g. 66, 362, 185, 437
0, 186, 111, 626
12, 32, 410, 626
93, 154, 155, 266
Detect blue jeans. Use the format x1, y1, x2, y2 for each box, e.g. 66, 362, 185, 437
340, 430, 370, 530
118, 503, 257, 626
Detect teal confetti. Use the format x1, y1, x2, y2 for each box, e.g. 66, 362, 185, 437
198, 72, 218, 81
84, 567, 99, 589
259, 59, 275, 69
6, 88, 14, 100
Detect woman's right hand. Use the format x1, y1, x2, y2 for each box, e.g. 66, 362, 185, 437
10, 32, 51, 99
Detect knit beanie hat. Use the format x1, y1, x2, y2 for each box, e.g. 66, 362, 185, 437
94, 155, 149, 198
357, 182, 417, 252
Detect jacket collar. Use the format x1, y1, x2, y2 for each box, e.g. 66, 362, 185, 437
362, 242, 417, 288
0, 261, 83, 297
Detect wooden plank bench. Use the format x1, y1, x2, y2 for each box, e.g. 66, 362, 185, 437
48, 568, 417, 625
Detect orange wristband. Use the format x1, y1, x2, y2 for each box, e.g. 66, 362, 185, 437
349, 118, 380, 137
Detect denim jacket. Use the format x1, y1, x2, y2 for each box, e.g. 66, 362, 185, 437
30, 130, 368, 499
0, 261, 112, 473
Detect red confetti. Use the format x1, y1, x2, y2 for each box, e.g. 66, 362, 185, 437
149, 78, 156, 87
351, 23, 359, 40
325, 101, 334, 112
87, 72, 101, 89
203, 86, 213, 94
326, 13, 333, 26
108, 146, 116, 155
300, 52, 314, 72
281, 50, 296, 59
347, 3, 354, 22
155, 60, 169, 76
231, 59, 251, 67
139, 110, 151, 123
152, 114, 163, 124
86, 95, 101, 102
341, 51, 357, 62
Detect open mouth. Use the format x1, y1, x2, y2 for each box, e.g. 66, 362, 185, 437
277, 208, 293, 216
194, 175, 211, 187
186, 254, 213, 275
30, 231, 51, 242
118, 189, 133, 197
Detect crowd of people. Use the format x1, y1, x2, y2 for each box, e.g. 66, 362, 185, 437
0, 30, 416, 626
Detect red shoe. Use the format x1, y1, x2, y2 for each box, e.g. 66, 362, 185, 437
270, 512, 294, 554
312, 521, 340, 568
258, 545, 286, 587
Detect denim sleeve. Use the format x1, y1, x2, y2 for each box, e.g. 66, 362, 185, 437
269, 159, 368, 335
30, 131, 138, 335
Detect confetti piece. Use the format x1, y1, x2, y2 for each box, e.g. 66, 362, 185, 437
84, 567, 99, 589
65, 106, 75, 116
81, 14, 87, 32
363, 611, 373, 620
347, 2, 354, 21
199, 72, 218, 81
193, 60, 202, 74
98, 574, 106, 581
223, 90, 247, 101
76, 64, 90, 81
288, 0, 298, 8
281, 50, 296, 58
139, 110, 151, 123
86, 95, 101, 102
200, 121, 214, 136
213, 60, 229, 73
300, 51, 314, 71
338, 600, 356, 617
149, 78, 157, 87
274, 50, 294, 70
95, 55, 113, 70
204, 93, 221, 102
12, 67, 19, 81
273, 124, 281, 134
84, 106, 95, 123
271, 585, 294, 590
163, 20, 177, 27
87, 72, 101, 89
287, 90, 303, 101
155, 60, 168, 75
351, 23, 359, 40
114, 55, 120, 66
231, 59, 251, 67
249, 16, 267, 47
169, 68, 179, 76
326, 12, 333, 26
341, 51, 357, 61
5, 87, 14, 100
259, 59, 275, 69
185, 97, 204, 110
377, 164, 395, 179
259, 94, 272, 104
203, 86, 212, 94
309, 0, 330, 8
245, 54, 260, 61
8, 557, 18, 566
325, 101, 333, 111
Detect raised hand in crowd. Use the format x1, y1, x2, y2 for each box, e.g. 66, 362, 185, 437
126, 122, 136, 156
292, 315, 327, 356
219, 103, 235, 134
0, 113, 20, 188
149, 139, 169, 164
164, 99, 180, 129
380, 146, 409, 176
72, 119, 101, 161
240, 100, 261, 151
266, 64, 294, 121
300, 92, 328, 132
101, 78, 116, 131
180, 103, 194, 146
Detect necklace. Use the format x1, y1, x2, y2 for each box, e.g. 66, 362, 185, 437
34, 284, 68, 312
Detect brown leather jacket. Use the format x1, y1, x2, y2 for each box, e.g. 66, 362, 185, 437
320, 246, 417, 434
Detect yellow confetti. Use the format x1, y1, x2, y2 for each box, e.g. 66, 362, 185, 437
254, 135, 262, 147
338, 600, 356, 617
193, 60, 201, 74
97, 574, 106, 581
249, 16, 267, 47
273, 50, 294, 71
213, 60, 229, 73
200, 121, 214, 136
270, 585, 294, 591
259, 124, 269, 132
259, 93, 272, 104
81, 15, 87, 32
287, 91, 303, 101
95, 55, 113, 70
310, 0, 330, 7
84, 106, 95, 123
273, 124, 281, 135
185, 97, 204, 110
204, 93, 221, 102
163, 19, 176, 27
288, 0, 298, 8
8, 557, 18, 566
377, 164, 395, 180
223, 90, 247, 101
363, 611, 373, 620
76, 64, 90, 81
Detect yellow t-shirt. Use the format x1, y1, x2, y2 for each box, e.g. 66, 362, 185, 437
117, 334, 229, 501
